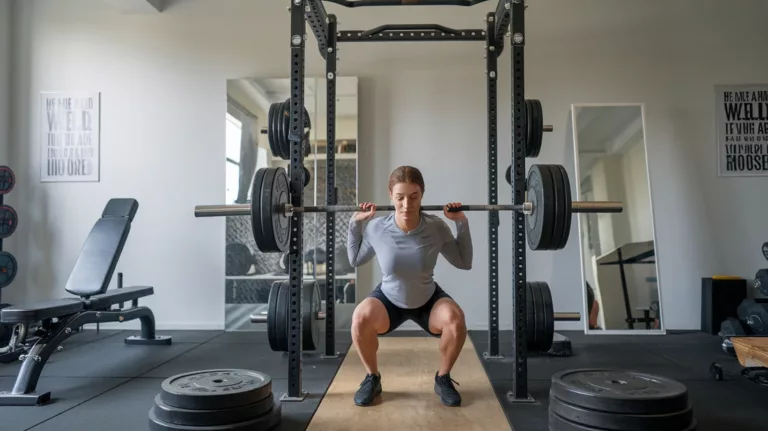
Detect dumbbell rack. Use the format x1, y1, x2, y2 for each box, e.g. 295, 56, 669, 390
284, 0, 532, 403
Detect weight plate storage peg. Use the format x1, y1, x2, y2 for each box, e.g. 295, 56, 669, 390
159, 369, 273, 411
0, 251, 18, 289
549, 369, 691, 416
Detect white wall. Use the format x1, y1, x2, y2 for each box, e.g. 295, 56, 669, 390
0, 0, 10, 165
6, 0, 768, 331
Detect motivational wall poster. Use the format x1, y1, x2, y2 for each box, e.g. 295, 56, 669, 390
715, 84, 768, 177
40, 92, 100, 182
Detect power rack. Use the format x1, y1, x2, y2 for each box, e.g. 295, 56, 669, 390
282, 0, 532, 404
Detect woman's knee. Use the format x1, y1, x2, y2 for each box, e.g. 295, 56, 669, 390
432, 300, 466, 333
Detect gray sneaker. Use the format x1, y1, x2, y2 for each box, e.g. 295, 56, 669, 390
434, 372, 461, 407
354, 373, 382, 406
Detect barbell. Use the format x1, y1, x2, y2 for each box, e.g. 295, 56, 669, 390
194, 164, 622, 252
255, 279, 579, 353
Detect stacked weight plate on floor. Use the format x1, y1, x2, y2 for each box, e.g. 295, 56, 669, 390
149, 369, 281, 430
548, 369, 697, 431
526, 281, 555, 352
267, 280, 321, 352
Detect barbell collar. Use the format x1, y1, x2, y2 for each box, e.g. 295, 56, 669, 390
553, 312, 581, 321
194, 201, 622, 218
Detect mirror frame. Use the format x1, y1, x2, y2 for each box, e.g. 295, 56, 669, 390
569, 102, 666, 335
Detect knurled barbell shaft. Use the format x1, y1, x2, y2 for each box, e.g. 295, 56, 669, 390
250, 311, 326, 323
194, 201, 622, 218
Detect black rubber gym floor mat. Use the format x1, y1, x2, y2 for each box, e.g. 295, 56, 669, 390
140, 342, 347, 381
0, 376, 130, 431
96, 329, 223, 344
0, 340, 197, 378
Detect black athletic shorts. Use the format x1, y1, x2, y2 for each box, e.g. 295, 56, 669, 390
368, 283, 452, 337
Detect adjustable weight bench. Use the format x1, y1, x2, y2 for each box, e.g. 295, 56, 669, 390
0, 198, 172, 406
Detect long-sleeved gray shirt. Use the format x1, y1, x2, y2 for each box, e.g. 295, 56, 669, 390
347, 213, 473, 309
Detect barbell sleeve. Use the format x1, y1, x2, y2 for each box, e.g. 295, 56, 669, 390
250, 311, 326, 323
554, 312, 581, 322
194, 201, 622, 218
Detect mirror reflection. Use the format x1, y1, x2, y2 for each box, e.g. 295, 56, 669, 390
223, 76, 359, 331
571, 104, 662, 333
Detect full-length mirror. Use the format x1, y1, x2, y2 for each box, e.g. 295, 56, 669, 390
223, 76, 359, 331
570, 103, 663, 333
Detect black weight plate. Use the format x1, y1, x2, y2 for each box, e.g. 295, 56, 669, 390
546, 166, 568, 252
276, 280, 290, 352
525, 282, 536, 350
525, 165, 556, 251
303, 165, 311, 188
267, 103, 278, 158
539, 281, 555, 352
550, 369, 689, 415
505, 165, 511, 186
267, 281, 281, 351
549, 392, 694, 431
256, 168, 290, 253
548, 410, 698, 431
0, 166, 15, 195
0, 251, 18, 289
149, 401, 282, 431
555, 165, 573, 250
152, 392, 273, 428
762, 242, 768, 261
524, 100, 533, 155
279, 100, 290, 159
302, 281, 320, 351
532, 281, 546, 351
526, 100, 543, 158
0, 205, 18, 239
160, 369, 272, 411
250, 168, 269, 252
225, 243, 253, 276
755, 268, 768, 297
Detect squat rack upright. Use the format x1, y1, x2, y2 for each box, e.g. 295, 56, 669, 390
283, 0, 532, 404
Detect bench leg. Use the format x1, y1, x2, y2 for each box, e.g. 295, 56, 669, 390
124, 307, 172, 346
0, 319, 81, 406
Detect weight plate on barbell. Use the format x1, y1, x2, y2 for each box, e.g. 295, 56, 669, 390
550, 369, 690, 415
0, 166, 15, 195
525, 165, 556, 251
0, 205, 18, 239
548, 391, 695, 431
252, 167, 290, 253
149, 400, 282, 431
0, 251, 18, 289
547, 165, 572, 251
151, 391, 274, 428
302, 280, 321, 351
159, 369, 272, 411
250, 168, 268, 251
